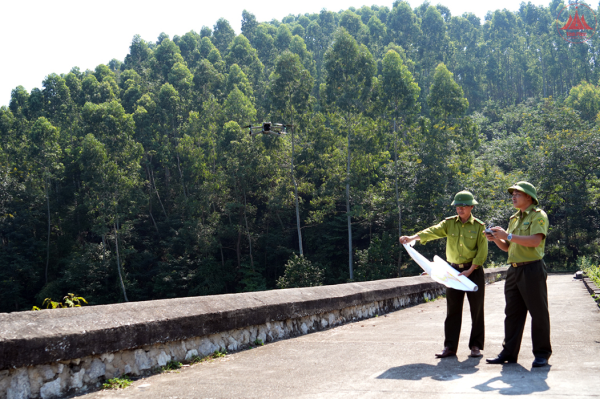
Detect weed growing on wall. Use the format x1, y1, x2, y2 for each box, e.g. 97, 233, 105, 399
102, 375, 132, 390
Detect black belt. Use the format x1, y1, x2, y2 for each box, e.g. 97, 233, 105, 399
450, 262, 472, 269
511, 260, 540, 268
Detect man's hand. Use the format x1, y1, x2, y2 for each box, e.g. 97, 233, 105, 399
485, 226, 510, 252
399, 235, 419, 244
458, 265, 478, 278
490, 226, 508, 240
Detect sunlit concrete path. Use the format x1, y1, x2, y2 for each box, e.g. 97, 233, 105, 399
79, 274, 600, 398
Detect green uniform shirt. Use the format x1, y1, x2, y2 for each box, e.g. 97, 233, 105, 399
417, 214, 488, 266
507, 204, 549, 263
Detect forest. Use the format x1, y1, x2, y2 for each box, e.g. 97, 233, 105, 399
1, 0, 599, 312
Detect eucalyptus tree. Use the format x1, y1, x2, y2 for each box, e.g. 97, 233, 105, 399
78, 102, 143, 302
42, 74, 72, 128
225, 35, 265, 93
177, 31, 201, 65
387, 1, 421, 53
288, 35, 316, 79
226, 64, 254, 100
380, 49, 420, 267
212, 18, 236, 54
428, 63, 469, 120
242, 10, 259, 43
28, 117, 63, 284
123, 35, 153, 74
413, 63, 474, 224
119, 69, 143, 113
275, 25, 293, 52
267, 51, 314, 255
418, 6, 448, 107
323, 28, 376, 280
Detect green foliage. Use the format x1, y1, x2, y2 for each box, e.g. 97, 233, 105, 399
2, 4, 600, 312
427, 63, 468, 120
160, 360, 183, 372
381, 49, 420, 118
212, 348, 227, 358
354, 233, 399, 281
276, 254, 324, 289
323, 28, 376, 113
33, 293, 88, 310
577, 256, 600, 288
102, 375, 133, 390
565, 81, 600, 122
188, 348, 228, 364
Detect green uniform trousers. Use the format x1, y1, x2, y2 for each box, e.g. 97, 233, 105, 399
500, 259, 552, 361
444, 265, 485, 351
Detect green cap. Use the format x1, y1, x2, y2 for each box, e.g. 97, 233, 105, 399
451, 190, 478, 206
508, 181, 538, 205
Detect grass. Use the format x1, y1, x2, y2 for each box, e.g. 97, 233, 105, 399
424, 294, 446, 303
160, 360, 183, 372
188, 348, 229, 365
577, 255, 600, 288
102, 375, 132, 390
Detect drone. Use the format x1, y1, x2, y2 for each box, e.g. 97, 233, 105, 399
244, 122, 293, 137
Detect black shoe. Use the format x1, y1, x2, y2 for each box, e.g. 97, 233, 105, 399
532, 357, 548, 367
435, 347, 457, 358
486, 355, 517, 364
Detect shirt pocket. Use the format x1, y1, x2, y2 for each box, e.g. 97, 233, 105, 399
463, 230, 478, 249
448, 233, 459, 246
518, 222, 531, 235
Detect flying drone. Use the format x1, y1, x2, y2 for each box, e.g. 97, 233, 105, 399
244, 122, 293, 137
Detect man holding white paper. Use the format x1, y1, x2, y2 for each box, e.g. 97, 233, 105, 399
400, 191, 488, 358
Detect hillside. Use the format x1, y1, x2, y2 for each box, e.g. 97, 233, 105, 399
1, 2, 599, 312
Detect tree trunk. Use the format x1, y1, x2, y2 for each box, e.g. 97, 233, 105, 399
114, 221, 129, 302
176, 153, 187, 198
346, 117, 354, 280
243, 189, 254, 269
45, 176, 51, 285
290, 122, 304, 255
147, 163, 168, 220
393, 119, 403, 275
236, 228, 242, 270
147, 172, 160, 234
540, 49, 547, 98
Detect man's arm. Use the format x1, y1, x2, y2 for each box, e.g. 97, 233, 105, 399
487, 226, 544, 251
399, 234, 420, 244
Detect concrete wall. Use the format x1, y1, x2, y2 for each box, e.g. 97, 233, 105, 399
0, 268, 508, 399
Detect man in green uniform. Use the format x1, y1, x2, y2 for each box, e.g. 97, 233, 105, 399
400, 191, 488, 358
485, 181, 551, 368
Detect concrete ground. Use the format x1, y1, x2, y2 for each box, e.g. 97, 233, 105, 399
80, 274, 600, 398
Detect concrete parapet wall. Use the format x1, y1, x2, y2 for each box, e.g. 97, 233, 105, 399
0, 267, 508, 399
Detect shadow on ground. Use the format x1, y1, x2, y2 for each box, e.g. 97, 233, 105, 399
377, 356, 482, 381
473, 363, 550, 395
378, 357, 550, 395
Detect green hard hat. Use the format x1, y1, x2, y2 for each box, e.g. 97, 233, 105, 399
508, 181, 539, 205
451, 190, 478, 206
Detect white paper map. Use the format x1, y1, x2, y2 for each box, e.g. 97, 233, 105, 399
403, 241, 478, 292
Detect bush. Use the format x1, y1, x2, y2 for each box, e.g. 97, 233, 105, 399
354, 233, 399, 281
276, 254, 324, 289
577, 255, 600, 287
